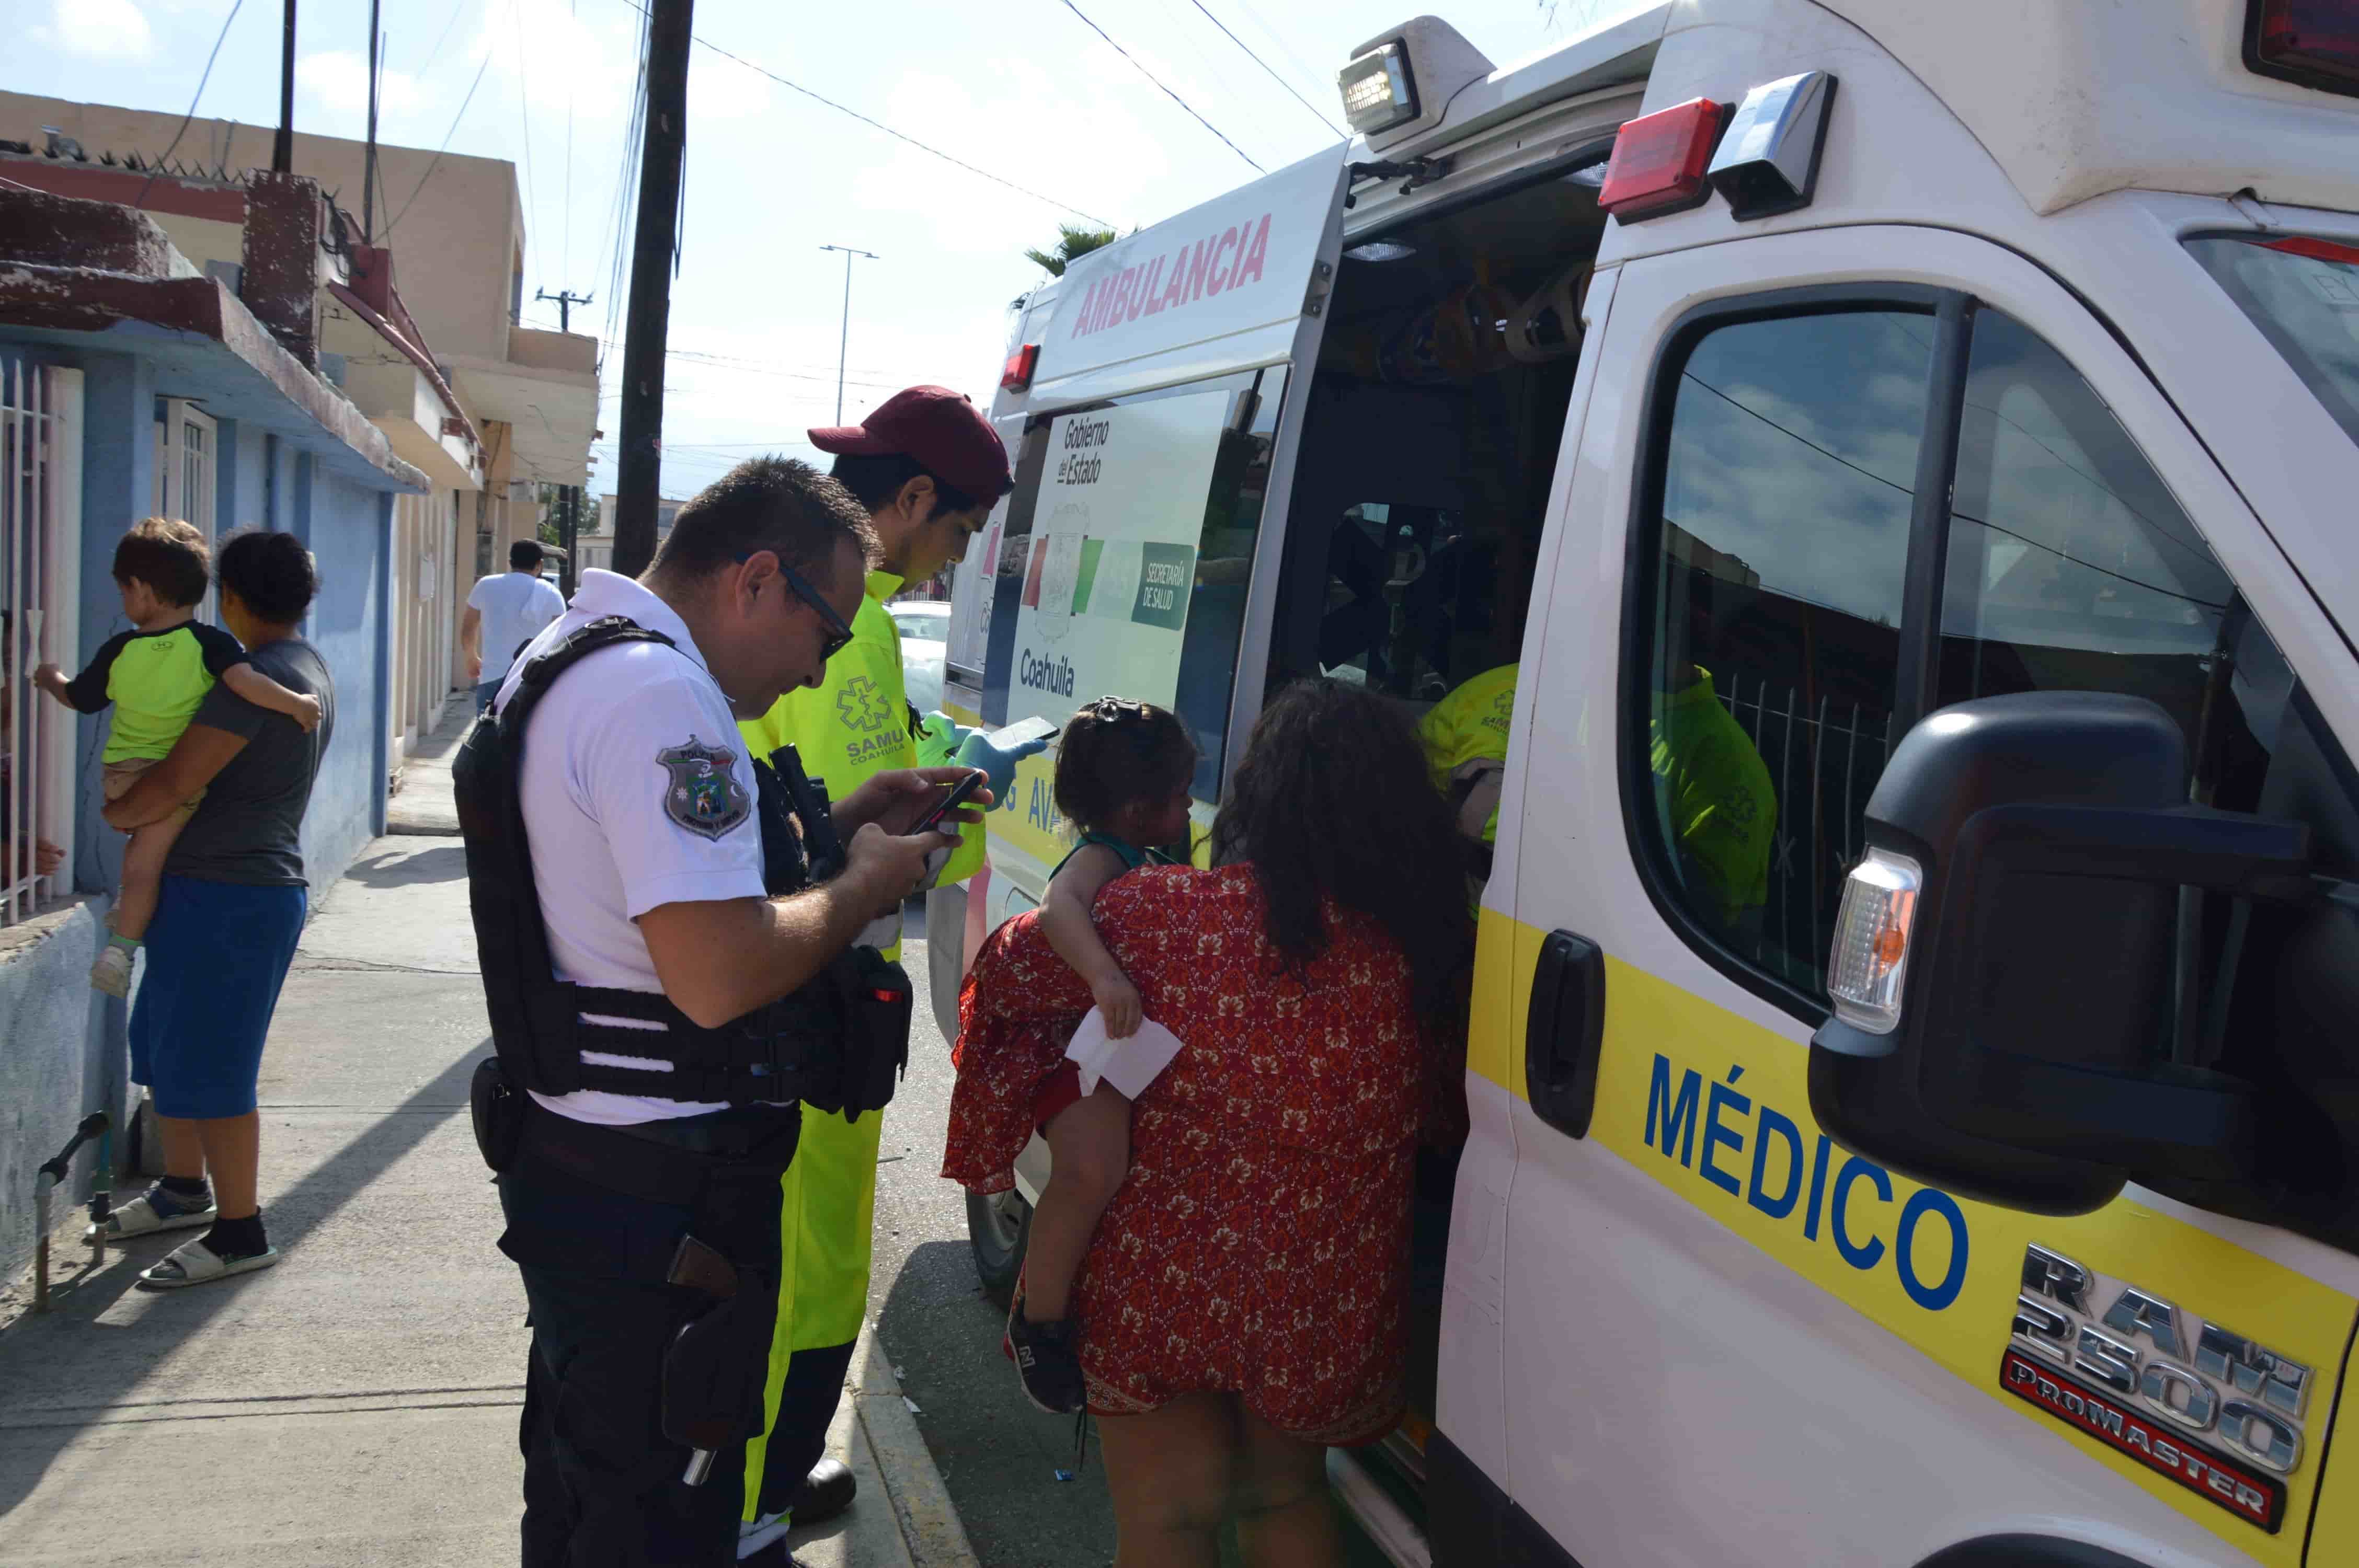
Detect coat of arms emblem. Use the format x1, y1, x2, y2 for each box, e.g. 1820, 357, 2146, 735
656, 738, 751, 840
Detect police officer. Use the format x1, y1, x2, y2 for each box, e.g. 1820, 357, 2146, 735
729, 387, 1038, 1551
461, 457, 987, 1566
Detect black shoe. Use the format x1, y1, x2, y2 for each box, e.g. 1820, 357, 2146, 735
1006, 1309, 1086, 1415
786, 1456, 856, 1526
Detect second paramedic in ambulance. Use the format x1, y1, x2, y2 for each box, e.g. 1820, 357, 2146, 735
732, 385, 1030, 1549
1417, 632, 1772, 945
1652, 580, 1776, 950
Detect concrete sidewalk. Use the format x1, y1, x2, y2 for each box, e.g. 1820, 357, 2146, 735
0, 696, 979, 1567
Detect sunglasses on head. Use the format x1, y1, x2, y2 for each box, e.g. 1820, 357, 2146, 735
738, 552, 854, 661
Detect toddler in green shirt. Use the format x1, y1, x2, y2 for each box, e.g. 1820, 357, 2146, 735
35, 517, 319, 996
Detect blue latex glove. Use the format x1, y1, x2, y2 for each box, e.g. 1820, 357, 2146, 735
951, 721, 1049, 800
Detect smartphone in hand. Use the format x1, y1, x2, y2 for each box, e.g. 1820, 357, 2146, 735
911, 771, 984, 836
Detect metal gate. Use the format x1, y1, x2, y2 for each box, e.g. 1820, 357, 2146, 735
3, 361, 81, 924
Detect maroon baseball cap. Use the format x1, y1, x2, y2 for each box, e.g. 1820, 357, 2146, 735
809, 385, 1011, 504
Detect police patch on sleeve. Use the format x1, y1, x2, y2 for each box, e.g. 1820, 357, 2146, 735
656, 738, 752, 840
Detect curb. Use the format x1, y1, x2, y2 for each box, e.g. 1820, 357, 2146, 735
850, 1321, 982, 1568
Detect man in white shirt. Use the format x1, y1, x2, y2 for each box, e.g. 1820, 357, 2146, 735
463, 539, 566, 713
468, 458, 988, 1565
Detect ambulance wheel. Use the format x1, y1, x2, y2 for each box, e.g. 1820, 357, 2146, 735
966, 1187, 1032, 1309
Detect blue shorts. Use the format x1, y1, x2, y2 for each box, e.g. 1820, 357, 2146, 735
129, 875, 307, 1120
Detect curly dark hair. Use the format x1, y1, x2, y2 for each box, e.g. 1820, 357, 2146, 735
215, 527, 318, 625
1052, 697, 1196, 837
1211, 678, 1473, 1033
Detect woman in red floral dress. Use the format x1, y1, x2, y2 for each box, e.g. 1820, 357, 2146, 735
945, 679, 1473, 1567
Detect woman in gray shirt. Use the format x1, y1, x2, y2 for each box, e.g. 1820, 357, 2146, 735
99, 528, 334, 1288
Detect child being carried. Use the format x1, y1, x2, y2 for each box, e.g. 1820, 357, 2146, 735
1004, 696, 1196, 1415
36, 518, 319, 996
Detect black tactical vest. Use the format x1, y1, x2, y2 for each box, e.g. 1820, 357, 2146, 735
453, 616, 910, 1115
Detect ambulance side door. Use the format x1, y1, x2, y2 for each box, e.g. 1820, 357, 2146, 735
967, 148, 1349, 919
1488, 226, 2359, 1567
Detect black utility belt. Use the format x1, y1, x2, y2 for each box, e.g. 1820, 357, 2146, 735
471, 1061, 801, 1204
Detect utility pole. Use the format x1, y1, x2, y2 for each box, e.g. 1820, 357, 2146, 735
536, 287, 594, 333
614, 0, 692, 579
559, 486, 580, 598
361, 5, 381, 238
273, 0, 297, 175
819, 244, 877, 423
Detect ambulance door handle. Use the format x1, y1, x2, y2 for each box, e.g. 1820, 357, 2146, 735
1525, 930, 1606, 1139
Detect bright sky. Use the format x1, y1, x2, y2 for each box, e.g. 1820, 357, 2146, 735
13, 0, 1648, 500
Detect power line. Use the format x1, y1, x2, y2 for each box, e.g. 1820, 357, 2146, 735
563, 0, 576, 279
1185, 0, 1344, 138
135, 0, 246, 212
1143, 0, 1284, 152
415, 0, 472, 77
612, 0, 1113, 227
597, 5, 651, 367
511, 0, 537, 268
385, 0, 508, 238
1682, 372, 2228, 609
1871, 315, 2217, 568
1057, 0, 1264, 172
1682, 372, 1916, 497
1226, 0, 1335, 104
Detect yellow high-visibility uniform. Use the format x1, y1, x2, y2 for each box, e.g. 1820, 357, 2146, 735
1649, 667, 1776, 926
1417, 662, 1519, 845
732, 570, 978, 1519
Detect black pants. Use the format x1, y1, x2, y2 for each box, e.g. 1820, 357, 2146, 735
497, 1119, 794, 1567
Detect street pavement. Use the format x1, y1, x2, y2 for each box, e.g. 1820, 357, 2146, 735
3, 697, 1381, 1567
0, 702, 972, 1566
873, 919, 1120, 1568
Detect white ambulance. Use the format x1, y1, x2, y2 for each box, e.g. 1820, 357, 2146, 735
929, 3, 2359, 1562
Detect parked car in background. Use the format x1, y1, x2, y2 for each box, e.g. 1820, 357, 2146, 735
891, 599, 949, 716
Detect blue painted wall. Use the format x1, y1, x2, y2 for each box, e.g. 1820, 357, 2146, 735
71, 352, 156, 897
1, 335, 405, 1285
0, 903, 130, 1289
296, 459, 388, 887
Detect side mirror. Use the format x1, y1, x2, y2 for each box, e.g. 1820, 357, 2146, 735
1809, 693, 2311, 1215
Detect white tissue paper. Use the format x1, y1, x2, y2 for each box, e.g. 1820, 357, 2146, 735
1062, 1008, 1186, 1099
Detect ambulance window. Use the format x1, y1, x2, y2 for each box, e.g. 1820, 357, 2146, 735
1636, 307, 1932, 995
2185, 234, 2359, 451
1939, 311, 2256, 768
976, 368, 1285, 804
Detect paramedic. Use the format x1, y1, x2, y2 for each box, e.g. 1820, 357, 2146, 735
730, 386, 1033, 1549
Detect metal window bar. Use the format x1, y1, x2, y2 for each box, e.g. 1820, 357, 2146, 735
1715, 673, 1894, 994
3, 361, 60, 926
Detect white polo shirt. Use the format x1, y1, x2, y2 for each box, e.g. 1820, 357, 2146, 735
494, 569, 769, 1126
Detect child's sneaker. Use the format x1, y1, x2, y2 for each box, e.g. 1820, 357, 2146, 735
89, 942, 133, 997
1005, 1306, 1086, 1415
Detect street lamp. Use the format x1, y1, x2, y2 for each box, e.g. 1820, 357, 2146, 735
819, 244, 878, 423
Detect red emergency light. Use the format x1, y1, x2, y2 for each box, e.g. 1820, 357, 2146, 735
1000, 344, 1039, 393
1597, 98, 1733, 223
2247, 1, 2359, 96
